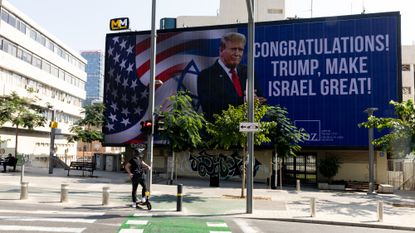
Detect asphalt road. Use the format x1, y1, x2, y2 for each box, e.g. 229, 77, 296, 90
1, 200, 414, 233
229, 219, 415, 233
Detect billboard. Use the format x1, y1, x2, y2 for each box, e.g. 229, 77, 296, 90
103, 12, 401, 148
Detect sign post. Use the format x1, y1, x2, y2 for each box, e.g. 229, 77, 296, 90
245, 0, 255, 214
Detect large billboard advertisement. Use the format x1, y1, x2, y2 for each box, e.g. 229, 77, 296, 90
103, 12, 401, 147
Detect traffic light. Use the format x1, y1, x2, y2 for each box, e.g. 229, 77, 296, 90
155, 114, 165, 132
140, 120, 153, 134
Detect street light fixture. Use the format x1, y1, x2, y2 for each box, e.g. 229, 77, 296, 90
364, 107, 378, 194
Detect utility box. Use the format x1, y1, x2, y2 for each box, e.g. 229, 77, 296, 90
105, 154, 121, 172
94, 153, 106, 170
378, 184, 394, 194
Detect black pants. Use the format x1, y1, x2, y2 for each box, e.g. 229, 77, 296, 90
3, 162, 16, 172
131, 176, 147, 203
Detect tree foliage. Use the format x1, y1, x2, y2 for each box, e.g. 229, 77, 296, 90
359, 100, 415, 158
157, 91, 205, 152
265, 105, 308, 157
206, 100, 274, 150
318, 156, 341, 183
67, 103, 105, 143
0, 91, 46, 156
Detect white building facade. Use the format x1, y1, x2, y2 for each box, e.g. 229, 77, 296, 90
176, 0, 285, 28
402, 45, 415, 102
0, 0, 86, 166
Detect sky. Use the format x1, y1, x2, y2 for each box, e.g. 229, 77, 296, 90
6, 0, 415, 52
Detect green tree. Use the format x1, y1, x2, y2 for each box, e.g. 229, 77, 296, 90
0, 91, 46, 157
157, 91, 206, 183
318, 156, 341, 184
359, 99, 415, 158
67, 103, 105, 156
207, 100, 273, 197
265, 105, 308, 188
158, 91, 205, 152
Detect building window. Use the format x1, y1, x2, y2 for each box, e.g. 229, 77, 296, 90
402, 64, 410, 71
21, 49, 32, 64
1, 9, 9, 22
267, 9, 283, 14
403, 87, 411, 95
32, 55, 42, 69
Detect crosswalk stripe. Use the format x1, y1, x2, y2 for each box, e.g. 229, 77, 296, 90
233, 218, 258, 233
207, 222, 228, 227
0, 209, 105, 216
133, 213, 153, 217
126, 220, 148, 225
0, 215, 96, 223
119, 229, 144, 233
0, 225, 85, 233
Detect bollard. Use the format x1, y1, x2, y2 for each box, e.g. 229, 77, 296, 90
310, 197, 316, 217
377, 201, 384, 222
60, 184, 69, 203
177, 184, 183, 211
102, 186, 110, 205
296, 179, 301, 192
20, 182, 29, 200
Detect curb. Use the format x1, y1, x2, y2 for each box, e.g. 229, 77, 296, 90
245, 217, 415, 231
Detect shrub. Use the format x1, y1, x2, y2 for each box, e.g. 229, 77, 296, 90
318, 157, 341, 184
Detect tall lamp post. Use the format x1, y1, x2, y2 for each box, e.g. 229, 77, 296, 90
48, 107, 57, 174
146, 0, 157, 193
364, 107, 378, 194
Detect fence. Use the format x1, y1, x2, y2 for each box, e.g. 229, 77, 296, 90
387, 159, 415, 190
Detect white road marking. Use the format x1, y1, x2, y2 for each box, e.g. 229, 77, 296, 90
133, 213, 153, 217
0, 209, 105, 216
118, 229, 144, 233
126, 220, 148, 225
209, 231, 232, 233
0, 215, 96, 223
207, 222, 228, 227
0, 225, 85, 232
233, 218, 259, 233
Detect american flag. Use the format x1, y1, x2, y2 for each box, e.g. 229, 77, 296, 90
103, 28, 235, 145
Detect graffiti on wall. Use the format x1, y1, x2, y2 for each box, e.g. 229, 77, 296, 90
189, 150, 261, 179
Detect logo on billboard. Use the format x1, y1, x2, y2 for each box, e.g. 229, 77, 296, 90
109, 18, 129, 31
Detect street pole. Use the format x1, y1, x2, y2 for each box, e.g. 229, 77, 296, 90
48, 108, 56, 174
146, 0, 157, 193
364, 107, 378, 194
245, 0, 255, 214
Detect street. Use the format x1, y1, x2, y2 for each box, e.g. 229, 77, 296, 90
229, 219, 415, 233
1, 200, 415, 233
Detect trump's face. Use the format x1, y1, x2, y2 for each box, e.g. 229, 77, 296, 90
220, 40, 244, 69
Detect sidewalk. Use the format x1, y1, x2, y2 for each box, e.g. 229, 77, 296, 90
1, 166, 415, 231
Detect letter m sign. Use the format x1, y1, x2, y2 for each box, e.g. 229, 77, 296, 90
110, 17, 129, 31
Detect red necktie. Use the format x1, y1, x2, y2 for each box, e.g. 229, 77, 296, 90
230, 69, 243, 97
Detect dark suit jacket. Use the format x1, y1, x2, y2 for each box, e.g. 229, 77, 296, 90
197, 60, 262, 122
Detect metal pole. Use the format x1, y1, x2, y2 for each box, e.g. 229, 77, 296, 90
364, 107, 377, 194
176, 184, 183, 211
102, 186, 110, 205
60, 183, 69, 202
310, 197, 316, 217
20, 182, 28, 200
146, 0, 157, 193
377, 201, 384, 222
246, 0, 255, 214
48, 109, 56, 174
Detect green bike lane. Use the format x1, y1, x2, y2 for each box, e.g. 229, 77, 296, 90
118, 216, 232, 233
117, 195, 245, 233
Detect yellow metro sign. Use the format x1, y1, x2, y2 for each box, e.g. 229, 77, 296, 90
110, 17, 129, 31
